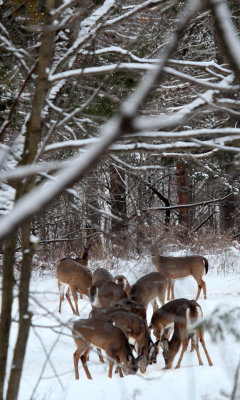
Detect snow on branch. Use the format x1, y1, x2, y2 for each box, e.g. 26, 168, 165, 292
49, 63, 239, 92
0, 0, 207, 239
208, 0, 240, 81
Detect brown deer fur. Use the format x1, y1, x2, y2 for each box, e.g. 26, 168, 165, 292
152, 252, 208, 301
57, 252, 92, 315
159, 299, 213, 369
129, 272, 167, 313
72, 318, 138, 379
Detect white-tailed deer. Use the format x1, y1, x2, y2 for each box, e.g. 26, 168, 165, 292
150, 298, 190, 341
89, 268, 127, 308
151, 248, 209, 301
92, 267, 113, 284
72, 318, 138, 379
57, 250, 92, 315
90, 307, 158, 372
129, 272, 167, 314
113, 274, 131, 297
157, 298, 213, 369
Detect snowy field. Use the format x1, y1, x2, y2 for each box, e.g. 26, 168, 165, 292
3, 251, 240, 400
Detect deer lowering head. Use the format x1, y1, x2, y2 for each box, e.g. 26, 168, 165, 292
72, 318, 138, 379
90, 307, 156, 373
156, 299, 213, 369
57, 257, 92, 315
151, 246, 208, 301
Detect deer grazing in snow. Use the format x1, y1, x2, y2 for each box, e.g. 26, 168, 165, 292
90, 307, 158, 372
72, 318, 138, 379
89, 268, 127, 308
57, 247, 92, 315
129, 272, 168, 314
151, 245, 209, 301
152, 298, 213, 369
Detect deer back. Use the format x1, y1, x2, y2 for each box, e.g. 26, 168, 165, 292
92, 268, 113, 284
153, 254, 208, 279
150, 298, 189, 340
90, 280, 127, 308
130, 272, 167, 308
114, 298, 147, 321
57, 259, 92, 295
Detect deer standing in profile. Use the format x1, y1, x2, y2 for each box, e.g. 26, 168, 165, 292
113, 274, 131, 297
155, 298, 213, 369
129, 272, 167, 314
72, 318, 138, 379
90, 268, 127, 307
57, 247, 92, 315
151, 245, 209, 301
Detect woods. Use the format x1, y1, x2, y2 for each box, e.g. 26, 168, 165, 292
0, 0, 240, 399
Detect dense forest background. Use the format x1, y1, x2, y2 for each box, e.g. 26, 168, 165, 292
1, 0, 240, 399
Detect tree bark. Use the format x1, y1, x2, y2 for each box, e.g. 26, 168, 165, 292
109, 164, 127, 244
176, 160, 192, 228
3, 1, 57, 399
0, 233, 17, 400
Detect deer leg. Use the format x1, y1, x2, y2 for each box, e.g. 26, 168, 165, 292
194, 275, 207, 300
167, 279, 171, 301
190, 337, 195, 352
81, 350, 92, 380
97, 348, 104, 363
158, 287, 166, 306
58, 282, 65, 314
152, 299, 158, 313
69, 286, 80, 315
201, 279, 207, 300
116, 355, 124, 378
73, 350, 80, 380
171, 280, 175, 300
175, 338, 189, 369
193, 340, 203, 366
195, 284, 202, 301
108, 361, 114, 378
65, 287, 77, 314
200, 336, 213, 366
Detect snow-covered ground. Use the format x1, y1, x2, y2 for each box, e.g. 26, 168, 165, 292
4, 252, 240, 400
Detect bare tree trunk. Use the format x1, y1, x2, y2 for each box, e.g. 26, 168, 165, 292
0, 233, 17, 400
109, 164, 127, 245
176, 160, 191, 228
4, 2, 57, 399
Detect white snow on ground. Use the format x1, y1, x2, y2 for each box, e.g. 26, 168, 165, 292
2, 251, 240, 400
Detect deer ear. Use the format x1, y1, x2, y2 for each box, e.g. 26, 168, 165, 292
160, 338, 169, 351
